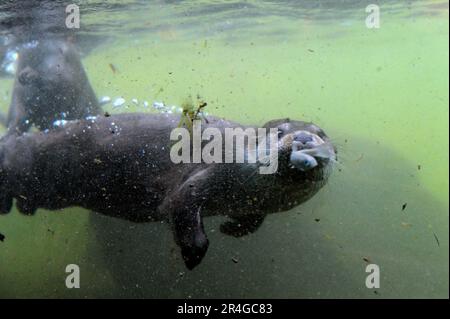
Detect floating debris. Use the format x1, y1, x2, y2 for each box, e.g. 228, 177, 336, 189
401, 222, 412, 228
402, 203, 407, 211
0, 232, 4, 242
433, 233, 440, 247
314, 218, 321, 222
355, 153, 364, 162
104, 112, 111, 117
143, 101, 149, 108
177, 96, 209, 133
131, 98, 139, 105
231, 257, 239, 264
109, 63, 117, 74
362, 257, 371, 263
113, 97, 126, 108
418, 164, 421, 170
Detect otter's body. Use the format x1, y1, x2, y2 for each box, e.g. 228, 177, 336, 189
0, 113, 335, 269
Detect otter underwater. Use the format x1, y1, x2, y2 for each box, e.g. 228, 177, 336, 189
0, 111, 336, 269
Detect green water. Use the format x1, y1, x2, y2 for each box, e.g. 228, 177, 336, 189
0, 1, 448, 298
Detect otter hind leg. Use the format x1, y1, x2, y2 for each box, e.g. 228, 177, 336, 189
220, 214, 266, 237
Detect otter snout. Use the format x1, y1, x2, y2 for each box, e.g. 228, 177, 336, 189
290, 130, 335, 172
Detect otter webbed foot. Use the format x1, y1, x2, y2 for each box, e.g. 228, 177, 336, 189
220, 214, 265, 237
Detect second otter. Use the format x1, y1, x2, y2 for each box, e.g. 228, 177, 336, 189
3, 37, 101, 134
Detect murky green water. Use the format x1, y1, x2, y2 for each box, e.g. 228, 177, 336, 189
0, 1, 448, 298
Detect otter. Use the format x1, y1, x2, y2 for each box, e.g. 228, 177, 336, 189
0, 113, 336, 269
1, 36, 101, 135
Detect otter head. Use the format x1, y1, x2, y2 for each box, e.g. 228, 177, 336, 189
263, 118, 336, 186
18, 38, 82, 91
